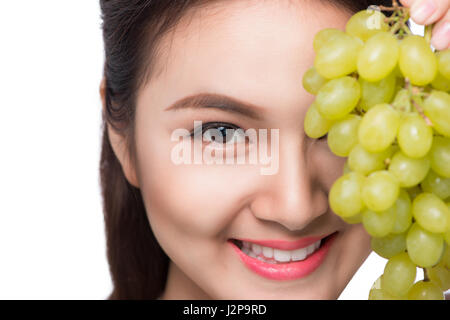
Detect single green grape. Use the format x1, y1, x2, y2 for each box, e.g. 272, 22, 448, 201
362, 205, 396, 237
391, 88, 412, 113
358, 104, 400, 153
302, 67, 328, 95
362, 206, 395, 238
369, 275, 405, 300
420, 170, 450, 200
382, 252, 416, 297
423, 90, 450, 138
430, 136, 450, 178
357, 32, 399, 82
397, 113, 433, 158
329, 172, 365, 218
406, 223, 444, 268
304, 102, 334, 139
316, 76, 361, 120
348, 144, 391, 176
388, 151, 430, 188
399, 35, 437, 86
327, 115, 361, 157
436, 49, 450, 80
314, 33, 363, 79
407, 281, 444, 300
392, 189, 412, 234
412, 192, 450, 234
313, 28, 345, 53
345, 10, 389, 42
427, 265, 450, 291
431, 71, 450, 91
362, 170, 400, 212
371, 233, 406, 259
359, 72, 397, 112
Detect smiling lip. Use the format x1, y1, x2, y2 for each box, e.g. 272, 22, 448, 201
229, 232, 338, 281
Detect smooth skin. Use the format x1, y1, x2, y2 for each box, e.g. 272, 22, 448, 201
102, 0, 372, 300
400, 0, 450, 50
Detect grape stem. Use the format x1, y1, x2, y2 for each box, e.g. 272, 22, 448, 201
412, 98, 433, 126
381, 0, 411, 39
424, 24, 434, 45
404, 78, 433, 126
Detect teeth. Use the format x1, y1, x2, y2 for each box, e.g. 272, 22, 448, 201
291, 247, 307, 261
241, 239, 322, 263
251, 244, 262, 255
274, 249, 291, 262
262, 246, 273, 258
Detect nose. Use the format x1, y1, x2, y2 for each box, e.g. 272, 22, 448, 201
250, 134, 328, 231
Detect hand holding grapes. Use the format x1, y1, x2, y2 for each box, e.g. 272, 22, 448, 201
303, 1, 450, 299
400, 0, 450, 50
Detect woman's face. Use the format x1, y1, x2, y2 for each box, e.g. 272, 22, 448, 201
130, 0, 371, 299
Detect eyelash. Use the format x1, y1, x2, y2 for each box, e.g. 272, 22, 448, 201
189, 122, 328, 143
190, 122, 244, 144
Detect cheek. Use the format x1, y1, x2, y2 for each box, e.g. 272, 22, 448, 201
134, 132, 263, 241
309, 142, 346, 189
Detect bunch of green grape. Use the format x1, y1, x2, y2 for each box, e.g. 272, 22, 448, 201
302, 3, 450, 300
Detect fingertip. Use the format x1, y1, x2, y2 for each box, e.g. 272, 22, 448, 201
431, 21, 450, 50
410, 0, 438, 25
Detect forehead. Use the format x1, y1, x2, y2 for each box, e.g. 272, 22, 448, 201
140, 0, 350, 116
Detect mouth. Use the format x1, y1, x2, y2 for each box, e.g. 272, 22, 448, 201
228, 232, 338, 280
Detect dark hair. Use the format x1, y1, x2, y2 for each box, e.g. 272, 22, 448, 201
99, 0, 396, 300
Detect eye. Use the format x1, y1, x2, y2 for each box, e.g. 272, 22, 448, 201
190, 122, 246, 144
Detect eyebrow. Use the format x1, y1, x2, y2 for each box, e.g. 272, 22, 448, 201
164, 93, 265, 120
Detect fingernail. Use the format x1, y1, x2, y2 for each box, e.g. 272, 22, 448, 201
431, 22, 450, 50
411, 0, 437, 24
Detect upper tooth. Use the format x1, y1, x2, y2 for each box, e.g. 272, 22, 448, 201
291, 247, 307, 261
251, 244, 262, 255
273, 249, 291, 262
262, 246, 273, 258
306, 244, 314, 255
242, 240, 321, 262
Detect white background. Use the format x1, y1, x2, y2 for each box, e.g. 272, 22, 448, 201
0, 1, 428, 299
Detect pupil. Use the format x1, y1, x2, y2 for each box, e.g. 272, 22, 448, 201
219, 127, 231, 142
